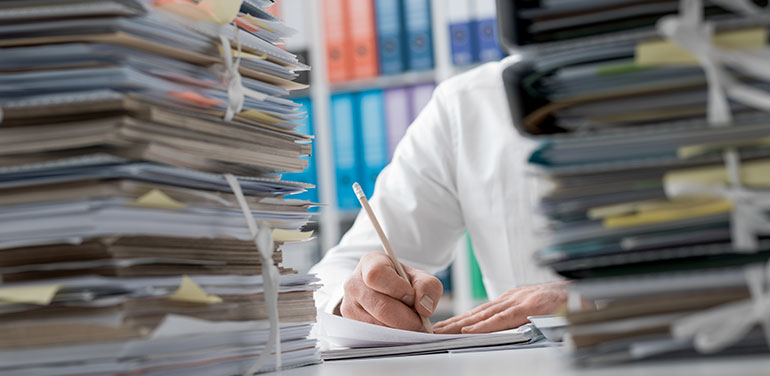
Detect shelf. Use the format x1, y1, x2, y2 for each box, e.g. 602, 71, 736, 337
330, 69, 437, 94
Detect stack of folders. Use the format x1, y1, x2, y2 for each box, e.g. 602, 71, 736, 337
500, 0, 770, 367
0, 0, 322, 374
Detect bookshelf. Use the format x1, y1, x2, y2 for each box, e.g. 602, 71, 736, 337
296, 0, 498, 315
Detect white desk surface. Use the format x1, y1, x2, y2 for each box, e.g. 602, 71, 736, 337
275, 346, 770, 376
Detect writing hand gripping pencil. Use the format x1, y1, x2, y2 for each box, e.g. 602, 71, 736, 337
337, 183, 442, 332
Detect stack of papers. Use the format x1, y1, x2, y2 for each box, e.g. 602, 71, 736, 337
0, 0, 321, 374
501, 0, 770, 367
317, 312, 536, 360
509, 0, 759, 48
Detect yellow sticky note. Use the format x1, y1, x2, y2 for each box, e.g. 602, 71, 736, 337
272, 229, 314, 242
636, 27, 767, 66
199, 0, 243, 25
132, 189, 187, 210
664, 159, 770, 189
244, 14, 276, 33
604, 199, 732, 229
170, 276, 223, 304
588, 199, 661, 219
240, 109, 284, 125
678, 136, 770, 159
217, 46, 268, 61
0, 285, 61, 305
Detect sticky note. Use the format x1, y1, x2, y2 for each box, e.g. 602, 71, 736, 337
217, 46, 268, 61
170, 90, 224, 107
272, 229, 314, 242
664, 159, 770, 189
604, 199, 732, 229
199, 0, 243, 25
0, 284, 61, 305
170, 276, 223, 304
154, 0, 217, 22
154, 0, 241, 25
241, 109, 283, 124
243, 14, 276, 33
678, 136, 770, 159
636, 27, 767, 66
132, 189, 187, 210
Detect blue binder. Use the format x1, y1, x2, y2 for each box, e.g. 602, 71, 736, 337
449, 21, 476, 66
281, 98, 318, 203
475, 17, 503, 62
356, 90, 388, 198
402, 0, 434, 71
375, 0, 406, 75
331, 93, 361, 210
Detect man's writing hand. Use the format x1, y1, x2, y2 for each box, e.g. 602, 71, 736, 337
339, 252, 443, 331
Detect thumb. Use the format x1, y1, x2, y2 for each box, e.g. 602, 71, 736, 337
404, 265, 443, 318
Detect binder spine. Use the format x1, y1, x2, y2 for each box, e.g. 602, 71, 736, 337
448, 0, 476, 66
324, 0, 351, 83
331, 93, 360, 210
357, 90, 388, 197
403, 0, 434, 71
384, 87, 410, 160
474, 0, 503, 62
375, 0, 406, 75
347, 0, 379, 79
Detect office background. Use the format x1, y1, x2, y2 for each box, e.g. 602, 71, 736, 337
268, 0, 505, 319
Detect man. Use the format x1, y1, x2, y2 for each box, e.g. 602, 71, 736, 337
310, 58, 566, 334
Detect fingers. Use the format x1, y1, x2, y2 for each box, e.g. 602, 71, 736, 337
434, 299, 499, 331
356, 287, 424, 330
339, 298, 386, 327
404, 265, 443, 318
360, 253, 416, 305
433, 301, 508, 334
461, 306, 528, 334
343, 267, 423, 331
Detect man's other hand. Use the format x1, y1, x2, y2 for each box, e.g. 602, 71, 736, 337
339, 252, 443, 331
433, 281, 567, 334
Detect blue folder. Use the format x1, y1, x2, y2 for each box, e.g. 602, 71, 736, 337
375, 0, 406, 75
330, 93, 362, 210
402, 0, 434, 71
475, 17, 503, 62
356, 90, 388, 198
449, 17, 476, 65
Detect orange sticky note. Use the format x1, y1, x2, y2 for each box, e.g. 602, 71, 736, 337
170, 90, 224, 107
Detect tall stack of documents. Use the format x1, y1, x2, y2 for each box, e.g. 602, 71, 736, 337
0, 0, 321, 374
501, 0, 770, 367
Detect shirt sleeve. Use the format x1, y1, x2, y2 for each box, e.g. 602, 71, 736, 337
309, 85, 466, 314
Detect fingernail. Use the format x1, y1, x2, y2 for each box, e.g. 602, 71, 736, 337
420, 295, 434, 314
402, 295, 414, 306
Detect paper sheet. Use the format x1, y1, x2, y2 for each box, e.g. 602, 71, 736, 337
319, 311, 530, 348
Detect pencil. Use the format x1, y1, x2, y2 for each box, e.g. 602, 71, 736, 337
352, 182, 434, 334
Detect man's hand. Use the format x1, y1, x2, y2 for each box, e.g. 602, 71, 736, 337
433, 281, 567, 334
339, 252, 443, 331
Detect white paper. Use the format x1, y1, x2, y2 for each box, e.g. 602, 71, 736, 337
319, 311, 531, 348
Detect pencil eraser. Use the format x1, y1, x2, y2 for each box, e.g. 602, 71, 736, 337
352, 182, 365, 199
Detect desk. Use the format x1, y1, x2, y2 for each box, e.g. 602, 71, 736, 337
276, 347, 770, 376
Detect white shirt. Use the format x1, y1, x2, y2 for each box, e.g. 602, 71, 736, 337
310, 60, 558, 314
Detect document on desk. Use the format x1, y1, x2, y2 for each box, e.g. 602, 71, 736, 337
318, 312, 536, 360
